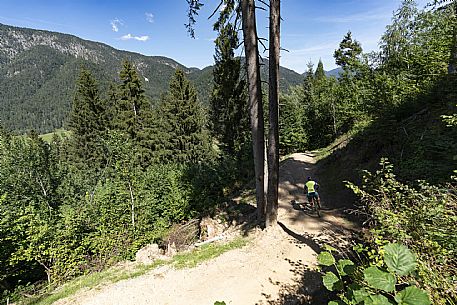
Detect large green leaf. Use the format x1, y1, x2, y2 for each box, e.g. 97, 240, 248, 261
363, 266, 396, 292
337, 259, 355, 276
394, 286, 431, 305
318, 251, 336, 266
322, 271, 343, 291
328, 301, 345, 305
383, 243, 416, 276
348, 284, 370, 303
364, 294, 394, 305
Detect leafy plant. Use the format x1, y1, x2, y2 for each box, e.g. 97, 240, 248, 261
318, 242, 431, 305
346, 159, 457, 304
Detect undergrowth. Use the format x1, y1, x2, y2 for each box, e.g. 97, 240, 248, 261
346, 159, 456, 304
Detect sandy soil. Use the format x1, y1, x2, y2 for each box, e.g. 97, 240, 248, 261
54, 153, 355, 305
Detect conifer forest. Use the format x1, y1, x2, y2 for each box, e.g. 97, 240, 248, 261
0, 0, 456, 304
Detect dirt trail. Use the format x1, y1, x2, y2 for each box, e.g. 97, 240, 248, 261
55, 153, 355, 305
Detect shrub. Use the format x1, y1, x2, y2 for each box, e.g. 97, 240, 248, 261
318, 242, 431, 305
346, 159, 457, 304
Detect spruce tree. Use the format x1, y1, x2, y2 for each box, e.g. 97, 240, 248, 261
314, 59, 326, 80
113, 61, 151, 139
156, 69, 210, 163
334, 31, 363, 71
68, 67, 107, 169
111, 61, 154, 166
210, 23, 249, 156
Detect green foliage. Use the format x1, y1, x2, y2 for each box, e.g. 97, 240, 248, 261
334, 31, 363, 71
322, 271, 343, 291
172, 237, 248, 269
363, 266, 396, 292
67, 67, 108, 170
394, 286, 431, 305
383, 243, 416, 276
442, 104, 457, 126
347, 159, 457, 304
1, 57, 254, 303
111, 61, 152, 142
155, 69, 212, 163
279, 86, 309, 153
210, 23, 249, 156
317, 251, 336, 266
0, 24, 303, 134
318, 243, 431, 305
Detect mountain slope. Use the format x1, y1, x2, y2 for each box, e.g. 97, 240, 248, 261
0, 23, 304, 133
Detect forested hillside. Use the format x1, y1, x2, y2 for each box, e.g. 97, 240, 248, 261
0, 23, 303, 134
1, 0, 456, 304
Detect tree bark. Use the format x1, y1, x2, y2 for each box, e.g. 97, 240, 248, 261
266, 0, 280, 227
241, 0, 266, 222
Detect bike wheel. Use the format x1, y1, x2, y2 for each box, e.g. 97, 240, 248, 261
315, 198, 321, 218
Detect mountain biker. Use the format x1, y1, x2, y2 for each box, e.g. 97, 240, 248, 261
305, 176, 320, 207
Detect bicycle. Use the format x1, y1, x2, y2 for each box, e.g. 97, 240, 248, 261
308, 196, 321, 218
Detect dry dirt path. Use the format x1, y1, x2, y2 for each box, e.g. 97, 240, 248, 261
55, 153, 355, 305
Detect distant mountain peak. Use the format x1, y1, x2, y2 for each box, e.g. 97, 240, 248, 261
0, 23, 304, 134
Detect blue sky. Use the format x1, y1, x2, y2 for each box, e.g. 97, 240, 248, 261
0, 0, 428, 73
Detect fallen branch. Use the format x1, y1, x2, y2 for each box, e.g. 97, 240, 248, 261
195, 235, 224, 247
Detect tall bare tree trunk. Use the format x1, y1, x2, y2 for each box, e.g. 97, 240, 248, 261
241, 0, 265, 221
241, 0, 266, 222
266, 0, 280, 227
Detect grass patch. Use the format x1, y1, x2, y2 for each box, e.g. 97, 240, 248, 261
39, 129, 70, 142
25, 260, 166, 305
173, 237, 248, 269
26, 237, 249, 305
314, 133, 352, 161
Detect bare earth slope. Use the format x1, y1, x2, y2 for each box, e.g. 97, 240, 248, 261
56, 153, 355, 305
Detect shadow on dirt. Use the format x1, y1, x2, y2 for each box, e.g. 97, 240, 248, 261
258, 222, 338, 305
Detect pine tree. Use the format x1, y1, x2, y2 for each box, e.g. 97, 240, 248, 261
112, 61, 151, 139
210, 23, 249, 156
68, 67, 107, 169
111, 61, 154, 166
334, 31, 363, 71
303, 62, 315, 101
156, 69, 211, 163
314, 59, 326, 80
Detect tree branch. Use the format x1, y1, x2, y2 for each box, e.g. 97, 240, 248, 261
258, 0, 270, 8
258, 38, 268, 52
255, 6, 267, 11
208, 0, 224, 20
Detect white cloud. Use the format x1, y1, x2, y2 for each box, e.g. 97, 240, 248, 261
145, 12, 154, 23
120, 33, 150, 41
110, 18, 123, 32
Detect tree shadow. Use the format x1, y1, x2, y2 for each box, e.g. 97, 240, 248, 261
277, 222, 322, 254
257, 222, 338, 305
261, 265, 334, 305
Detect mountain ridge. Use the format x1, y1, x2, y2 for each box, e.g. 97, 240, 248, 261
0, 22, 304, 133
